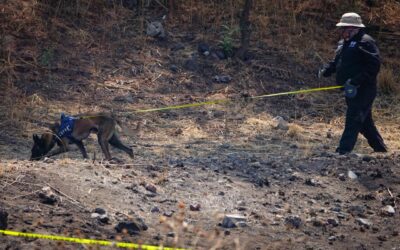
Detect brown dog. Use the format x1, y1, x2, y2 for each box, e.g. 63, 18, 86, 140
30, 113, 135, 161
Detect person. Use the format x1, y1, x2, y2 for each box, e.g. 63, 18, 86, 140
318, 12, 387, 154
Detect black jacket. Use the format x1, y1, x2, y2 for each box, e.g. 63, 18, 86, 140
323, 30, 381, 105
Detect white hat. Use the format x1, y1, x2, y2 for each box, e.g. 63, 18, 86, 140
336, 12, 365, 28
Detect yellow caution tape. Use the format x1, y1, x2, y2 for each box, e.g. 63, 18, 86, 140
0, 229, 186, 250
134, 85, 343, 113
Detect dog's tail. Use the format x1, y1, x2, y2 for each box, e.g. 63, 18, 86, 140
112, 113, 144, 137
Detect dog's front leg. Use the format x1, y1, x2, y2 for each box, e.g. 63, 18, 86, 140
75, 141, 89, 159
46, 141, 69, 158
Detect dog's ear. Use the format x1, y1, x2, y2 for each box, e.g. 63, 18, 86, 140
33, 134, 40, 143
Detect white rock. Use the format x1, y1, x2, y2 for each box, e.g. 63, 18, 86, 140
381, 205, 395, 216
355, 218, 372, 227
347, 170, 358, 179
272, 116, 288, 130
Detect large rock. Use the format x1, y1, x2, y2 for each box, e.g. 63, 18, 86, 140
146, 21, 165, 38
38, 186, 58, 205
221, 214, 247, 228
115, 218, 148, 235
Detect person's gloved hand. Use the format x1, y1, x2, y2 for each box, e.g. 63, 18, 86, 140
317, 67, 326, 79
344, 79, 358, 98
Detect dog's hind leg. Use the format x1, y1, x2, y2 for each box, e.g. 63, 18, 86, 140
108, 134, 134, 158
75, 141, 89, 159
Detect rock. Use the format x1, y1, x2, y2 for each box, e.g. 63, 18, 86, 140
272, 116, 288, 130
305, 178, 317, 186
338, 173, 346, 181
348, 205, 365, 217
253, 176, 270, 187
347, 170, 358, 179
91, 211, 110, 224
213, 75, 232, 83
221, 214, 247, 228
355, 218, 372, 228
115, 219, 148, 235
145, 183, 157, 193
38, 186, 58, 205
163, 211, 174, 217
285, 215, 302, 229
362, 155, 373, 162
169, 65, 178, 73
167, 232, 175, 237
197, 43, 210, 56
328, 236, 336, 241
381, 205, 395, 217
151, 206, 160, 213
146, 21, 165, 38
0, 209, 8, 229
189, 204, 201, 211
43, 157, 54, 163
94, 208, 106, 215
327, 218, 339, 227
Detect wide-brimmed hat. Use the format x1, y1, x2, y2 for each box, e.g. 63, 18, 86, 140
336, 12, 365, 28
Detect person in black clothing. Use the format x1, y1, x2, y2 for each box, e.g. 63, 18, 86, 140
318, 12, 387, 154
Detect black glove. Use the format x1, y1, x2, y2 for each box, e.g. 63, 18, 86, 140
344, 79, 358, 98
317, 67, 326, 79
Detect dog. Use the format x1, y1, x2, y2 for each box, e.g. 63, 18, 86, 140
30, 113, 137, 161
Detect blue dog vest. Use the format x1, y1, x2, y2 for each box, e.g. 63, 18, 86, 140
58, 113, 76, 139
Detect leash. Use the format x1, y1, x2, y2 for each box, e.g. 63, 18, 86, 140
61, 85, 343, 118
133, 85, 343, 113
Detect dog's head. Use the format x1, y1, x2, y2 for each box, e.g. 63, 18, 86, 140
30, 133, 55, 161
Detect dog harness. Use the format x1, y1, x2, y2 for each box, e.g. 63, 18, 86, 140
58, 113, 76, 139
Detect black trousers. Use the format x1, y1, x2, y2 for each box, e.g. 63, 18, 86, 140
337, 101, 387, 153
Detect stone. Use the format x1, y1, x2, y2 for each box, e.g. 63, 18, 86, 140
213, 75, 232, 83
327, 218, 339, 227
115, 219, 148, 235
146, 21, 165, 38
38, 186, 58, 205
285, 215, 302, 229
355, 218, 372, 228
305, 178, 317, 186
0, 209, 8, 229
221, 214, 247, 228
347, 170, 358, 179
272, 116, 288, 130
151, 206, 160, 213
145, 184, 157, 193
381, 205, 395, 217
94, 208, 106, 215
348, 205, 366, 217
197, 43, 210, 56
189, 204, 201, 211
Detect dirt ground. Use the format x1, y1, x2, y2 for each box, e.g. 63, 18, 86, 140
1, 92, 400, 249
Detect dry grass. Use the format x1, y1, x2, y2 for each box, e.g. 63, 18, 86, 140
286, 123, 305, 140
378, 65, 400, 96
